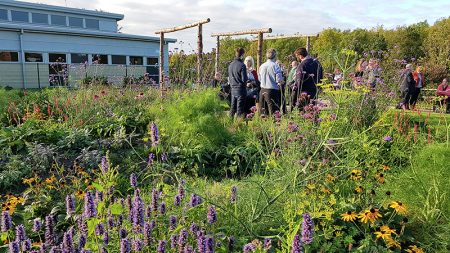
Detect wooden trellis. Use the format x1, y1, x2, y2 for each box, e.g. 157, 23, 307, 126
211, 28, 272, 76
155, 18, 210, 91
262, 33, 320, 54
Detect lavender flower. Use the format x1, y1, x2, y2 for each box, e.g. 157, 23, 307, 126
301, 213, 314, 244
62, 231, 73, 252
119, 228, 128, 239
103, 231, 109, 245
243, 243, 256, 253
197, 233, 205, 253
83, 191, 97, 218
161, 152, 168, 162
95, 191, 104, 202
66, 194, 76, 216
9, 240, 20, 253
205, 236, 214, 253
130, 173, 138, 188
157, 240, 166, 253
146, 205, 152, 220
207, 206, 217, 224
169, 215, 177, 230
189, 194, 202, 208
174, 194, 182, 206
120, 238, 131, 253
291, 234, 302, 253
159, 202, 166, 215
151, 122, 159, 146
95, 223, 105, 236
178, 184, 185, 199
132, 194, 145, 232
117, 214, 124, 227
15, 225, 26, 242
185, 245, 194, 253
1, 211, 12, 232
39, 244, 47, 253
383, 136, 393, 142
148, 153, 156, 167
170, 234, 178, 249
22, 239, 32, 251
150, 220, 156, 230
133, 239, 143, 252
178, 229, 188, 251
189, 223, 199, 235
263, 238, 272, 250
100, 156, 108, 173
107, 217, 115, 228
144, 222, 152, 246
151, 189, 159, 212
79, 234, 87, 249
230, 186, 237, 204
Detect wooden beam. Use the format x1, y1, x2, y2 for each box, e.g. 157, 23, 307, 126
211, 28, 272, 37
261, 33, 319, 40
159, 32, 164, 92
215, 36, 220, 76
257, 32, 263, 72
155, 18, 210, 34
197, 24, 203, 85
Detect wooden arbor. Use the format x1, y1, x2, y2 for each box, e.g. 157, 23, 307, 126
263, 33, 320, 54
155, 18, 210, 90
211, 28, 272, 76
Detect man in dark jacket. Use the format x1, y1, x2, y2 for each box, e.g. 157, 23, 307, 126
228, 48, 248, 118
294, 48, 323, 110
400, 64, 416, 110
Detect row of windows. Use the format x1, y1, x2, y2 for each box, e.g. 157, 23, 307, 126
0, 8, 99, 29
0, 51, 159, 66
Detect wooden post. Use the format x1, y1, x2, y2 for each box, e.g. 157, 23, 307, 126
197, 24, 203, 85
215, 36, 220, 77
257, 32, 263, 72
159, 32, 164, 92
306, 36, 311, 53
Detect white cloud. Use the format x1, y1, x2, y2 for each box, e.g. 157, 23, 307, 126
26, 0, 450, 52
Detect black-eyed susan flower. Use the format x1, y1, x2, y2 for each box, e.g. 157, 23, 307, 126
350, 169, 362, 181
341, 211, 358, 222
376, 173, 385, 184
382, 165, 391, 172
359, 208, 382, 223
380, 225, 396, 235
390, 201, 407, 214
385, 237, 401, 249
405, 245, 424, 253
75, 190, 85, 200
326, 174, 336, 183
355, 186, 363, 193
45, 175, 56, 184
374, 230, 391, 240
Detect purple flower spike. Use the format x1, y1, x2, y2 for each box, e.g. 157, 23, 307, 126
291, 234, 303, 253
205, 236, 214, 253
32, 218, 42, 232
130, 173, 138, 188
159, 202, 166, 215
22, 239, 32, 251
83, 191, 97, 218
230, 186, 237, 204
151, 122, 159, 146
207, 206, 217, 224
9, 240, 20, 253
66, 194, 76, 216
243, 243, 256, 253
15, 224, 26, 242
301, 213, 314, 245
1, 211, 12, 232
157, 240, 166, 253
169, 215, 177, 230
383, 136, 393, 142
120, 238, 131, 253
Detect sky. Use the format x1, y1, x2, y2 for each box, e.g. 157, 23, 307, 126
26, 0, 450, 52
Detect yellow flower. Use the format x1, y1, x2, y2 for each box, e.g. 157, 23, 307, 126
335, 231, 343, 237
321, 187, 331, 194
45, 176, 56, 184
355, 186, 363, 193
350, 169, 362, 180
75, 190, 85, 199
385, 237, 401, 249
374, 230, 391, 240
326, 173, 336, 182
23, 177, 36, 185
382, 165, 391, 172
359, 208, 382, 223
405, 245, 424, 253
376, 173, 385, 184
341, 211, 358, 222
306, 184, 316, 190
390, 201, 407, 214
380, 225, 396, 235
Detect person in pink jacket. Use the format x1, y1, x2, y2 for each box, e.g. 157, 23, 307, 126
435, 78, 450, 113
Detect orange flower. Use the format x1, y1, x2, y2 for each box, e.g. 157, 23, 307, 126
341, 211, 358, 222
359, 208, 382, 223
405, 245, 424, 253
390, 201, 407, 215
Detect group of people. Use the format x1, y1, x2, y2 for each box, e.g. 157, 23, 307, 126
223, 47, 323, 118
399, 64, 450, 113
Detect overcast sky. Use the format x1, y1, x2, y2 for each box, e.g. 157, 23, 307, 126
27, 0, 450, 52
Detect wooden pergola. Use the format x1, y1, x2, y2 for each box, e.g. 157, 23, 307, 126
155, 18, 210, 91
211, 28, 272, 76
262, 33, 320, 54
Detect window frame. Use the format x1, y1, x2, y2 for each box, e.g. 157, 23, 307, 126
85, 19, 99, 30
51, 15, 67, 26
11, 10, 29, 23
0, 9, 8, 21
24, 52, 44, 63
0, 51, 20, 62
111, 55, 127, 65
130, 56, 143, 66
68, 16, 83, 28
31, 13, 49, 25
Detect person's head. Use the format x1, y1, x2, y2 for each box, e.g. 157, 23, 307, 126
405, 64, 413, 70
291, 61, 298, 68
266, 48, 277, 61
244, 56, 255, 70
334, 68, 341, 74
235, 47, 245, 59
214, 71, 221, 80
294, 48, 308, 61
416, 66, 423, 73
442, 78, 448, 86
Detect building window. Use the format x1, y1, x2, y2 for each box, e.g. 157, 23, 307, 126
0, 9, 7, 21
25, 53, 43, 62
71, 53, 88, 64
92, 54, 108, 64
130, 56, 143, 65
51, 15, 66, 26
11, 10, 29, 22
49, 53, 67, 63
112, 55, 126, 65
32, 13, 48, 24
0, 51, 19, 62
69, 17, 83, 28
147, 57, 158, 66
85, 19, 99, 29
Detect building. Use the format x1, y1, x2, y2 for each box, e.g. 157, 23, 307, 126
0, 0, 176, 88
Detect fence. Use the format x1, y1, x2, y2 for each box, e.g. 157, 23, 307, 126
0, 62, 158, 89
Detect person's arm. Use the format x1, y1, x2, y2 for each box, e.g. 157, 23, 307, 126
241, 64, 248, 86
274, 64, 285, 85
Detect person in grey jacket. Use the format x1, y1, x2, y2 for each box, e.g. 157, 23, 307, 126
258, 48, 285, 115
228, 48, 248, 118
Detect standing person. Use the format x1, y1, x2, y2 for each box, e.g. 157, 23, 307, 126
211, 71, 222, 88
411, 66, 425, 110
293, 48, 323, 111
276, 60, 288, 114
287, 61, 299, 111
399, 64, 416, 110
244, 56, 260, 112
258, 48, 285, 116
364, 59, 381, 90
228, 48, 248, 118
435, 78, 450, 113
